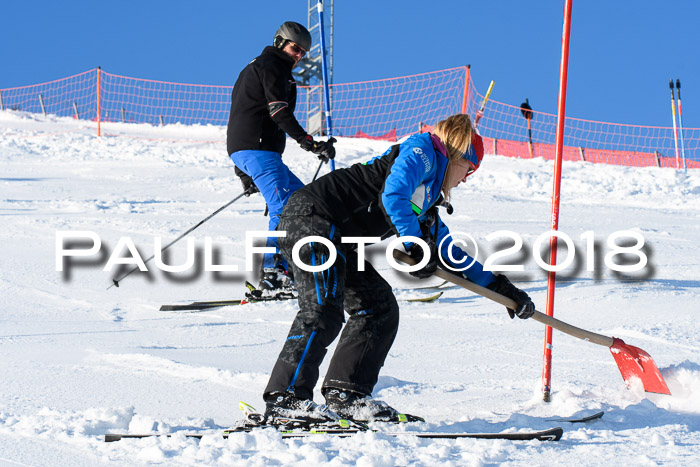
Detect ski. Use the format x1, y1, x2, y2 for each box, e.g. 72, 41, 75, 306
403, 291, 443, 303
105, 426, 562, 442
159, 295, 294, 311
160, 291, 443, 311
106, 402, 560, 442
547, 410, 604, 423
273, 427, 563, 440
160, 300, 243, 311
159, 281, 296, 311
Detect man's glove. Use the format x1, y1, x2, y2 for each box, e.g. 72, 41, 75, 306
407, 237, 438, 279
314, 138, 336, 163
239, 173, 259, 196
486, 274, 535, 319
299, 135, 336, 162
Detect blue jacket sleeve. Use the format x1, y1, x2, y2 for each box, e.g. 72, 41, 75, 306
380, 143, 432, 241
435, 217, 496, 287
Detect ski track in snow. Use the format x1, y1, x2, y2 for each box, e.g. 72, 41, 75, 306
1, 110, 700, 465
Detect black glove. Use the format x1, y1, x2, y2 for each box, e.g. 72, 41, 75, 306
298, 134, 315, 151
239, 173, 259, 196
407, 237, 438, 279
314, 138, 336, 163
299, 135, 336, 162
487, 274, 535, 319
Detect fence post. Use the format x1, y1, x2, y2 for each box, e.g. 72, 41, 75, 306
159, 115, 164, 126
96, 67, 102, 136
578, 147, 585, 161
461, 64, 471, 114
73, 102, 79, 120
654, 151, 661, 168
121, 107, 126, 123
0, 90, 4, 111
38, 94, 46, 116
493, 138, 498, 155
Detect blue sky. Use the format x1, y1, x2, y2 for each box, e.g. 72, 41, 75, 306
1, 0, 697, 128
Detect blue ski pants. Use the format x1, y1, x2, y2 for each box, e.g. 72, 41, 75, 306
230, 150, 305, 270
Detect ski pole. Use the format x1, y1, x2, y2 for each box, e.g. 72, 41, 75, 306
317, 0, 335, 171
311, 137, 337, 183
669, 79, 680, 169
676, 79, 687, 173
520, 98, 534, 158
474, 80, 495, 127
108, 188, 255, 289
312, 160, 325, 182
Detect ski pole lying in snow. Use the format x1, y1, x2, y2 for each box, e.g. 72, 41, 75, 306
392, 249, 671, 395
108, 188, 256, 289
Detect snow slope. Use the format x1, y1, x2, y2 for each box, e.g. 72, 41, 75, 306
1, 110, 699, 466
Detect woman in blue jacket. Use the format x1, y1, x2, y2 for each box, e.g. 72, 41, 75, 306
261, 114, 535, 425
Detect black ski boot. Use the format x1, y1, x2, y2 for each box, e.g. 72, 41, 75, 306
258, 267, 295, 293
324, 388, 424, 423
260, 392, 362, 431
246, 264, 297, 301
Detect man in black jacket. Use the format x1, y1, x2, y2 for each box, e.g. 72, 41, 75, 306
227, 21, 335, 294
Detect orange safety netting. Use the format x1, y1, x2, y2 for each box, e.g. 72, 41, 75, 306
0, 67, 696, 169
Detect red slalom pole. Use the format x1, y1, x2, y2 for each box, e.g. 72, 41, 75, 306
542, 0, 573, 402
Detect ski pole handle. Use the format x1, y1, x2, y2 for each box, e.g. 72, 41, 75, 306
311, 137, 337, 182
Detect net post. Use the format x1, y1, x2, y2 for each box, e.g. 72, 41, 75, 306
38, 94, 46, 116
461, 64, 471, 114
96, 67, 102, 137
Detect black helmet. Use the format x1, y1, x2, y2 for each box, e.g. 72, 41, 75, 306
274, 21, 312, 51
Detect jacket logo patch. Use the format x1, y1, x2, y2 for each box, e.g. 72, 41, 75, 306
414, 147, 431, 173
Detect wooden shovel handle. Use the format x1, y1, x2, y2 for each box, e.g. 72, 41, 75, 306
392, 250, 614, 348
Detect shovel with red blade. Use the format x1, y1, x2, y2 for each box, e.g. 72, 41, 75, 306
393, 250, 671, 395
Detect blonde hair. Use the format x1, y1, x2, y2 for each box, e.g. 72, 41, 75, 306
433, 114, 474, 199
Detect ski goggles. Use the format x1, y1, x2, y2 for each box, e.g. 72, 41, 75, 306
462, 144, 479, 168
453, 158, 476, 178
288, 42, 307, 58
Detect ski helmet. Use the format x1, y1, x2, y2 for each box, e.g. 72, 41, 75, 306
274, 22, 312, 52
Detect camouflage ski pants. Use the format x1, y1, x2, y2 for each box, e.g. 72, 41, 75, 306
264, 193, 400, 400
